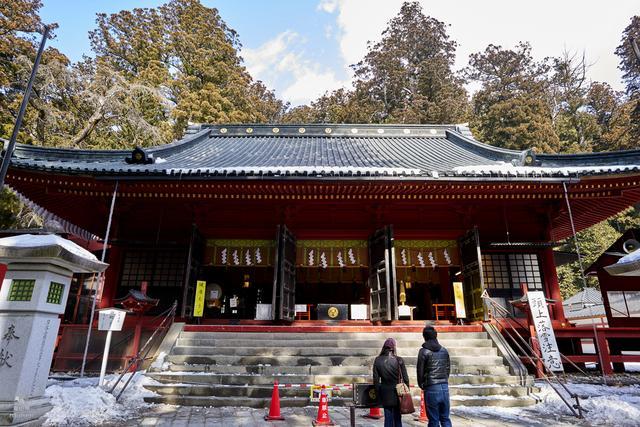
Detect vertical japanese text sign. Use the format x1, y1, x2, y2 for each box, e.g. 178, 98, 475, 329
193, 280, 206, 317
453, 282, 466, 318
528, 291, 564, 372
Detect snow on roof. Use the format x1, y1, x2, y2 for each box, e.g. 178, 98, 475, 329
616, 248, 640, 265
0, 234, 98, 262
563, 287, 603, 307
166, 166, 423, 176
452, 162, 640, 177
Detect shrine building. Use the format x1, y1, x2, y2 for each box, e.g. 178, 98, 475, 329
6, 123, 640, 327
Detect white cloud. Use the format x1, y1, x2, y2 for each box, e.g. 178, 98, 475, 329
242, 31, 298, 78
282, 67, 347, 106
242, 30, 349, 106
324, 23, 334, 40
317, 0, 338, 14
320, 0, 638, 91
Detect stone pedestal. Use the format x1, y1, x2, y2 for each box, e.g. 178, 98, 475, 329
0, 235, 107, 426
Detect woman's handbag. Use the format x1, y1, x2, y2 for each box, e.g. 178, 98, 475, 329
396, 357, 415, 414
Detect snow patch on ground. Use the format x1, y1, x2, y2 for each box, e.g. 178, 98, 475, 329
44, 372, 162, 426
454, 381, 640, 427
150, 351, 169, 371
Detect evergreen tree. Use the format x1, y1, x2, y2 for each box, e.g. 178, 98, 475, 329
550, 52, 600, 153
466, 42, 560, 152
0, 0, 54, 228
90, 0, 285, 136
615, 15, 640, 144
283, 88, 376, 123
350, 2, 468, 123
586, 82, 634, 152
556, 220, 620, 299
549, 52, 634, 153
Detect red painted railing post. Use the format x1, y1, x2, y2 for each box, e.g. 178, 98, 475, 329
595, 332, 613, 376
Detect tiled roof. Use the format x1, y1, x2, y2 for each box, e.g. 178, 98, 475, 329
8, 124, 640, 179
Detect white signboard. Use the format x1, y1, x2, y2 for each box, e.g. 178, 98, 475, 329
528, 291, 564, 372
98, 308, 127, 332
350, 304, 368, 320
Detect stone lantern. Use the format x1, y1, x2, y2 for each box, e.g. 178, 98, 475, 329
0, 234, 107, 426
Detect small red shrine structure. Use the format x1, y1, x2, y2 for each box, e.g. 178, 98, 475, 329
587, 229, 640, 328
5, 124, 640, 342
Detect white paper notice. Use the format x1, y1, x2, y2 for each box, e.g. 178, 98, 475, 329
528, 291, 564, 372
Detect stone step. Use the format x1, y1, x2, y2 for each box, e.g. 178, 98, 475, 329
143, 395, 351, 408
143, 394, 537, 408
166, 362, 511, 376
145, 327, 537, 409
451, 396, 539, 407
179, 331, 488, 341
448, 385, 540, 397
147, 372, 371, 386
170, 345, 498, 357
149, 372, 533, 387
449, 375, 534, 386
175, 338, 494, 348
144, 383, 538, 398
144, 384, 353, 399
165, 354, 505, 367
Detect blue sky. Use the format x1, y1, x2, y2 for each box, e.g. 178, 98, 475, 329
40, 0, 638, 106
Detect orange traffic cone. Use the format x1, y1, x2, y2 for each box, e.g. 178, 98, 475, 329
362, 406, 383, 419
414, 390, 428, 422
312, 385, 335, 426
264, 380, 285, 421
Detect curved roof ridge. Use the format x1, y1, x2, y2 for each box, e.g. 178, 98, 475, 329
12, 143, 129, 162
145, 128, 212, 157
445, 130, 525, 162
537, 149, 640, 167
10, 128, 212, 163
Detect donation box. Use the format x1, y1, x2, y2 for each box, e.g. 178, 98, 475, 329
353, 383, 380, 408
317, 303, 348, 320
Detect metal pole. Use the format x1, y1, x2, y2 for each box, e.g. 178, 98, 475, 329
80, 181, 119, 377
0, 26, 50, 188
562, 182, 607, 384
98, 330, 113, 386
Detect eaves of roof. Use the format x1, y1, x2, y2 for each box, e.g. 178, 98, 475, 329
7, 124, 640, 181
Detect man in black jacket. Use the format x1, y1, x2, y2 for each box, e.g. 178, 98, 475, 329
416, 326, 451, 427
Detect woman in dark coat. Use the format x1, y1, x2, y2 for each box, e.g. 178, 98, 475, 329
373, 337, 409, 427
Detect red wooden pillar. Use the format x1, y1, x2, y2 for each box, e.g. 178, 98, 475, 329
0, 263, 6, 288
540, 248, 566, 323
595, 332, 613, 375
100, 244, 123, 308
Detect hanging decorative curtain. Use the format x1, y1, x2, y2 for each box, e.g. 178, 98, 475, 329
394, 240, 459, 267
204, 239, 275, 267
296, 240, 368, 268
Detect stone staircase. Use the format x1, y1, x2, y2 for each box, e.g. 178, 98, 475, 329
144, 327, 539, 408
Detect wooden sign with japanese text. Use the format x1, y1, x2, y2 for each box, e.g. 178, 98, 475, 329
453, 282, 466, 318
193, 280, 206, 317
528, 291, 564, 372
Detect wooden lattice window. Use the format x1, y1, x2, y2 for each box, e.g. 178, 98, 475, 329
8, 279, 35, 301
120, 248, 186, 288
482, 253, 544, 290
